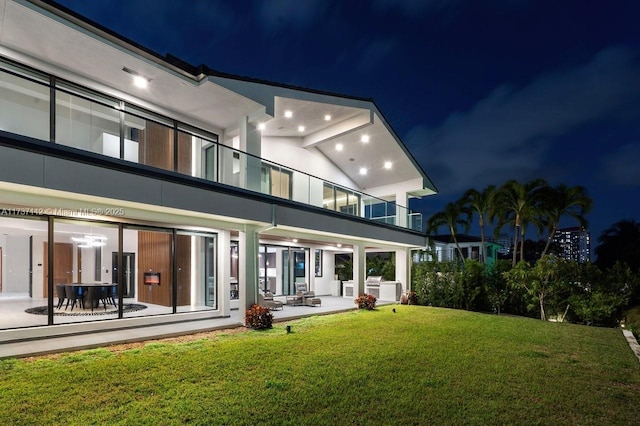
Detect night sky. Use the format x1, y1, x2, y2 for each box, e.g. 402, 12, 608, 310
53, 0, 640, 245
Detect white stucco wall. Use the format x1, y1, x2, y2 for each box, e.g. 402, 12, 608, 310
261, 136, 358, 190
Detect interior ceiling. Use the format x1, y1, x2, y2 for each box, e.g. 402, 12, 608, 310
0, 0, 427, 194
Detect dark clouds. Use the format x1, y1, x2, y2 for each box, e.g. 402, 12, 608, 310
407, 46, 640, 195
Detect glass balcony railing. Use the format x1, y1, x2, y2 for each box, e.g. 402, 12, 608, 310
0, 58, 423, 232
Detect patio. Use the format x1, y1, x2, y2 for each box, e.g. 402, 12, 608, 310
0, 295, 378, 359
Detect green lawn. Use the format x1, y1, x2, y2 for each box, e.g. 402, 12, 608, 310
1, 306, 639, 425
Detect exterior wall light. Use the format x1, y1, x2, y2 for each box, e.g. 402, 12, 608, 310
123, 67, 150, 88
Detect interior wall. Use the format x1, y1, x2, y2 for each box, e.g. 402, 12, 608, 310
4, 236, 29, 294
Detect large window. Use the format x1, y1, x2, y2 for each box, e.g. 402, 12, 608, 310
0, 67, 49, 141
55, 85, 120, 156
323, 183, 360, 216
261, 163, 292, 199
0, 216, 48, 329
176, 231, 217, 313
52, 219, 119, 325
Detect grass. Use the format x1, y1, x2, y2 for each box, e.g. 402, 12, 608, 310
1, 306, 639, 425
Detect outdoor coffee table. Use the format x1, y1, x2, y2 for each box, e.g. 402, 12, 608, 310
286, 295, 302, 306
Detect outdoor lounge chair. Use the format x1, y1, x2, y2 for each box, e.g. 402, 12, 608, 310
258, 293, 283, 311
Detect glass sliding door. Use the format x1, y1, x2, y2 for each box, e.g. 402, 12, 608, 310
123, 227, 172, 318
281, 246, 309, 295
52, 219, 119, 324
258, 245, 277, 294
0, 216, 48, 329
176, 231, 217, 313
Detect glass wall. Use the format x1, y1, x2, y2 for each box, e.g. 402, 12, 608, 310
259, 244, 309, 296
177, 129, 218, 180
55, 85, 121, 156
323, 183, 360, 216
176, 231, 217, 313
123, 227, 173, 317
52, 219, 119, 324
261, 163, 292, 199
0, 216, 48, 329
0, 67, 49, 141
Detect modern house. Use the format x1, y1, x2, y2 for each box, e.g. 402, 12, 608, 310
0, 0, 436, 343
428, 235, 501, 265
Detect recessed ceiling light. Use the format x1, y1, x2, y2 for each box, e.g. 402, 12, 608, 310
361, 135, 370, 143
337, 243, 342, 248
258, 123, 266, 131
284, 110, 293, 118
298, 125, 305, 132
336, 143, 343, 151
292, 239, 298, 243
324, 114, 332, 121
384, 161, 392, 169
359, 167, 367, 175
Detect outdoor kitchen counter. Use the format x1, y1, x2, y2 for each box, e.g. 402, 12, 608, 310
342, 280, 402, 301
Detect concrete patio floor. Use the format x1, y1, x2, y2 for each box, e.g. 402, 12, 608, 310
0, 296, 378, 359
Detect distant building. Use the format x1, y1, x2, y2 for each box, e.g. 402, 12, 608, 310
425, 235, 502, 265
551, 227, 591, 263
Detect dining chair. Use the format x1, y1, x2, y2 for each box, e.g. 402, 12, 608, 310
55, 284, 67, 309
64, 285, 83, 311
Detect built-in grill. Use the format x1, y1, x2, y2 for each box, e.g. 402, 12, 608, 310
365, 276, 383, 297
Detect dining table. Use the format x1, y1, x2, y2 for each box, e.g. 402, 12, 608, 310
64, 283, 117, 310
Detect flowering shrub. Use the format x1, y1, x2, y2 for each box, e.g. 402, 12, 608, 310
355, 294, 377, 310
245, 304, 273, 330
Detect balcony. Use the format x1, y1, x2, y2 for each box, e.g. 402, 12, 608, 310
0, 58, 423, 232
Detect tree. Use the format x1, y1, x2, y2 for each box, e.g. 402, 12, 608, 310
491, 179, 547, 266
539, 184, 592, 259
595, 220, 640, 272
461, 185, 495, 264
426, 201, 470, 262
503, 255, 572, 321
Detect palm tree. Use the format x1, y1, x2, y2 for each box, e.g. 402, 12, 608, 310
595, 219, 640, 272
461, 185, 495, 264
426, 201, 470, 262
539, 184, 592, 259
491, 179, 547, 266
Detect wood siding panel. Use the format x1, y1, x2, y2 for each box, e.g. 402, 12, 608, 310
177, 131, 192, 175
137, 231, 172, 306
139, 121, 173, 171
43, 242, 73, 297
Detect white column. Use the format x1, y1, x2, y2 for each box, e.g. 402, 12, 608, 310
217, 230, 231, 317
239, 117, 262, 193
395, 248, 411, 293
396, 191, 408, 228
352, 243, 366, 296
239, 225, 259, 321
